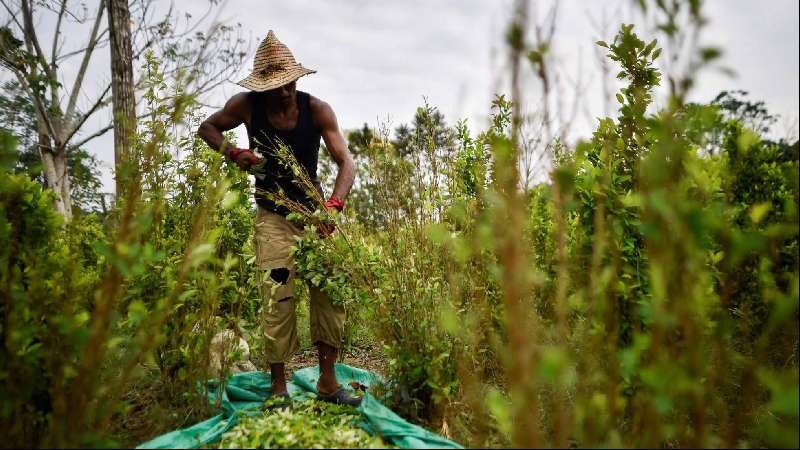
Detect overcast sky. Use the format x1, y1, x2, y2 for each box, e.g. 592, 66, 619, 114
9, 0, 800, 192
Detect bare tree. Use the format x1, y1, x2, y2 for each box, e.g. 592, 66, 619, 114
518, 2, 559, 189
517, 1, 593, 189
0, 0, 247, 219
106, 0, 135, 196
588, 6, 620, 118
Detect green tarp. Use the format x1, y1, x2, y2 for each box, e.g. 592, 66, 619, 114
136, 364, 462, 449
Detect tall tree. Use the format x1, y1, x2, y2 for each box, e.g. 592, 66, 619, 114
1, 80, 106, 214
106, 0, 136, 196
0, 0, 247, 219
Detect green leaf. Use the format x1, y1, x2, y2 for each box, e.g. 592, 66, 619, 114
188, 243, 215, 267
769, 384, 799, 416
699, 46, 721, 62
652, 48, 662, 60
127, 300, 148, 324
643, 39, 658, 56
221, 190, 240, 209
737, 128, 760, 151
749, 202, 771, 225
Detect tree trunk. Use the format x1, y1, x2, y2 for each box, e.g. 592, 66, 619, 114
106, 0, 136, 197
37, 120, 73, 219
53, 147, 72, 217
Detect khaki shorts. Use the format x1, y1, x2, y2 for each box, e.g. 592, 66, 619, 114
254, 207, 346, 363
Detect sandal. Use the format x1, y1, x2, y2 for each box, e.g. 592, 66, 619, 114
317, 387, 362, 407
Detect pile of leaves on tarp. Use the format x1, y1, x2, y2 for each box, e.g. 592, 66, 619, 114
218, 398, 394, 449
136, 364, 462, 449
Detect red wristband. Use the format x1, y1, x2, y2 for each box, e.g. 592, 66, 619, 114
324, 197, 345, 212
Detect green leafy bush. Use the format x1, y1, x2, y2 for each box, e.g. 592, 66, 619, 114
0, 131, 107, 445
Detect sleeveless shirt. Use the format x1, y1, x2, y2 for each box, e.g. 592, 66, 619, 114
246, 90, 324, 215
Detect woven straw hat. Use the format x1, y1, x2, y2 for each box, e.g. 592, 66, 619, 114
236, 30, 316, 91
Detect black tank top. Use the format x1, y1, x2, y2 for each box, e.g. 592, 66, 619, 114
247, 90, 324, 215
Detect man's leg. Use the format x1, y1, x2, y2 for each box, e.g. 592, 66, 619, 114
309, 286, 345, 393
309, 285, 360, 405
261, 281, 298, 396
271, 362, 288, 395
254, 208, 303, 397
316, 341, 339, 395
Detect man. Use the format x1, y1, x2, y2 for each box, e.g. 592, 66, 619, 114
197, 31, 359, 406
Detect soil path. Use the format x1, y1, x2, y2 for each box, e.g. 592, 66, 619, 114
286, 341, 387, 377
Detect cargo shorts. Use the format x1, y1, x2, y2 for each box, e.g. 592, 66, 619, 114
254, 207, 346, 363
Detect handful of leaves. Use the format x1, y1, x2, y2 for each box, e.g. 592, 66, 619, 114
291, 226, 387, 308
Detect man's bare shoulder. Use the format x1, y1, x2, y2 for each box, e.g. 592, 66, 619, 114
308, 94, 336, 129
308, 94, 332, 112
226, 91, 251, 113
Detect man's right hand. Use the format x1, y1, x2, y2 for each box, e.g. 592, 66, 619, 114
226, 147, 261, 170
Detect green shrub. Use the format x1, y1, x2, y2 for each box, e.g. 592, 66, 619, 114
0, 132, 103, 445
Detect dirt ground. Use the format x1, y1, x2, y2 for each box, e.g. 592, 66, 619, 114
285, 340, 388, 377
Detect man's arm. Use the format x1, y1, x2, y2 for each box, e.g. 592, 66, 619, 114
197, 92, 257, 169
310, 97, 355, 203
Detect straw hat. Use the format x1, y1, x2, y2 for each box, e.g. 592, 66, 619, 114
236, 30, 316, 91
